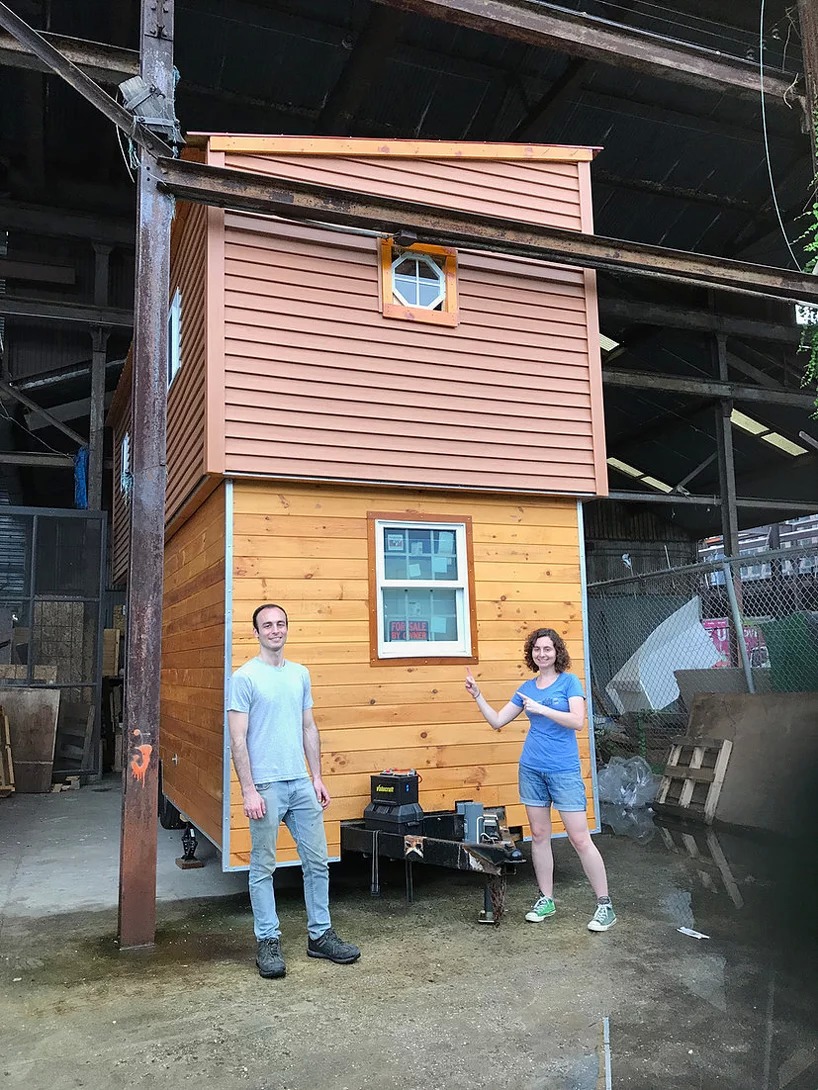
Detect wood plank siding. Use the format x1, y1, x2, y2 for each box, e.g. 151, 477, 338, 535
108, 200, 209, 583
220, 212, 606, 494
226, 480, 594, 869
160, 484, 226, 848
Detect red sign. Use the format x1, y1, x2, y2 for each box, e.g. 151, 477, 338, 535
703, 618, 765, 668
389, 620, 429, 641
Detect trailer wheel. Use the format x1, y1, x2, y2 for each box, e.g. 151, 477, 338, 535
158, 763, 185, 829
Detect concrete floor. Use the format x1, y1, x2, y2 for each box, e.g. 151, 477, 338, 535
1, 781, 816, 1090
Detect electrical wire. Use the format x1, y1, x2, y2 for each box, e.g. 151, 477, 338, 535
115, 123, 136, 184
0, 397, 66, 457
759, 0, 804, 271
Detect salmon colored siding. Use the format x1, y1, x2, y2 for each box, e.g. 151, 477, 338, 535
224, 151, 585, 232
108, 202, 210, 580
221, 213, 603, 494
226, 481, 594, 869
166, 202, 208, 519
160, 484, 226, 848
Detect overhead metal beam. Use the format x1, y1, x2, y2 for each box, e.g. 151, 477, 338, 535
24, 392, 112, 432
370, 0, 799, 103
17, 357, 125, 392
0, 258, 75, 284
156, 156, 818, 305
0, 295, 133, 327
0, 28, 137, 84
510, 57, 586, 140
0, 198, 134, 245
0, 378, 85, 445
0, 451, 73, 467
317, 8, 404, 135
599, 298, 800, 345
578, 88, 803, 149
594, 171, 765, 216
0, 3, 171, 158
602, 368, 816, 408
608, 490, 818, 512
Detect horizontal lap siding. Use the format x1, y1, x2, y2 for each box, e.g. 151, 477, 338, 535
109, 203, 209, 582
222, 216, 597, 494
227, 480, 593, 869
160, 485, 226, 849
224, 153, 583, 231
167, 203, 208, 518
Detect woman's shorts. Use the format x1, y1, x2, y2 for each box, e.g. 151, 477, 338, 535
518, 764, 587, 812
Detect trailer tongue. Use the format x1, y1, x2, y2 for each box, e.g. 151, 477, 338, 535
341, 771, 526, 924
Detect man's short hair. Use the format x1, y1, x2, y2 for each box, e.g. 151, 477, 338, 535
252, 603, 289, 632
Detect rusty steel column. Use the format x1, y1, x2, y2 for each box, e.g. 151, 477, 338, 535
118, 0, 175, 950
797, 0, 818, 174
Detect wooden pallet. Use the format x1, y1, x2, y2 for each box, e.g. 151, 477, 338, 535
654, 736, 732, 825
0, 707, 15, 797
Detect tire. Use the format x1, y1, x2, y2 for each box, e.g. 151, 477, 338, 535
158, 763, 185, 829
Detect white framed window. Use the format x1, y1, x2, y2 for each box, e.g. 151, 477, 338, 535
167, 288, 182, 388
392, 252, 446, 309
378, 239, 459, 327
368, 514, 476, 662
120, 432, 132, 499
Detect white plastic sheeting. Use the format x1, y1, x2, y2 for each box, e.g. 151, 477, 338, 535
605, 596, 720, 713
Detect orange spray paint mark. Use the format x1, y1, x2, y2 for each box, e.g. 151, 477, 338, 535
129, 727, 153, 783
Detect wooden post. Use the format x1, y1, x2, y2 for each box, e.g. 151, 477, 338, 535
118, 0, 175, 950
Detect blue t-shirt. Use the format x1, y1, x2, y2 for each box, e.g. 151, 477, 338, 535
512, 672, 585, 774
229, 657, 314, 783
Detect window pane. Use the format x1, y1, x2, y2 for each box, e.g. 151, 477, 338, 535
382, 588, 458, 643
418, 281, 441, 307
392, 255, 444, 309
432, 529, 458, 581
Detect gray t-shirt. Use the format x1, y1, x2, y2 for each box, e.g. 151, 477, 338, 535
228, 657, 314, 783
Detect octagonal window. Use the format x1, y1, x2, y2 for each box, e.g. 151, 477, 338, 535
392, 252, 446, 310
378, 239, 459, 327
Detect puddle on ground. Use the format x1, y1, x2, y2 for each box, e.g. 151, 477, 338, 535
600, 805, 818, 1088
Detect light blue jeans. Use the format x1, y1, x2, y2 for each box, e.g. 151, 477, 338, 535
249, 777, 331, 941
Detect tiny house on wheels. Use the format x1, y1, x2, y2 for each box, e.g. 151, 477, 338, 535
109, 135, 608, 871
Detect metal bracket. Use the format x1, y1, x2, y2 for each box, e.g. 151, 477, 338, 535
146, 1, 172, 40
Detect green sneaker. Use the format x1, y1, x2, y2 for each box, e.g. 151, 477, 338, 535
525, 895, 556, 923
587, 901, 617, 932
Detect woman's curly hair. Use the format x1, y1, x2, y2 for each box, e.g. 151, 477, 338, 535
523, 627, 571, 673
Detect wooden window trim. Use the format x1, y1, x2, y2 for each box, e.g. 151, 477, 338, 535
378, 238, 459, 328
367, 510, 478, 667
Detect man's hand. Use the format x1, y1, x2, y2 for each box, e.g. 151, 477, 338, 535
243, 788, 266, 821
313, 776, 331, 809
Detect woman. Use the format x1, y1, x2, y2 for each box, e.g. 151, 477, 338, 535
465, 627, 616, 932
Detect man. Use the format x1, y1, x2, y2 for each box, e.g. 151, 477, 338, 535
228, 602, 361, 978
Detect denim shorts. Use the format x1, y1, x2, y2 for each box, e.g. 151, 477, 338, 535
518, 764, 587, 812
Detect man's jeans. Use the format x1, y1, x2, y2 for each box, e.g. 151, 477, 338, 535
249, 777, 331, 941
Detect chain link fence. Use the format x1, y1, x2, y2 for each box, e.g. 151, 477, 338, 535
587, 544, 818, 770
